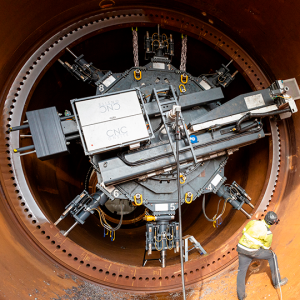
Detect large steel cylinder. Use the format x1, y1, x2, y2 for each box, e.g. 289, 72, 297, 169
0, 1, 299, 299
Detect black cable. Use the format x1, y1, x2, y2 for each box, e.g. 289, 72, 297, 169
235, 108, 290, 132
175, 110, 186, 300
237, 120, 260, 134
117, 151, 171, 166
153, 119, 163, 133
118, 124, 263, 167
97, 203, 124, 232
84, 165, 94, 190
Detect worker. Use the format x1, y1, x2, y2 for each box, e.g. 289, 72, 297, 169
236, 211, 288, 300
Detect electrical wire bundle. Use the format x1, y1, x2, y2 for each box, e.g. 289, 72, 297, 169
91, 204, 124, 240
202, 194, 228, 227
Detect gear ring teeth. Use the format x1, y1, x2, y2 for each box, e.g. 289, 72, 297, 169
258, 121, 281, 210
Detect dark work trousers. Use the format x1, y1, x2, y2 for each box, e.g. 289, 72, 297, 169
236, 247, 282, 300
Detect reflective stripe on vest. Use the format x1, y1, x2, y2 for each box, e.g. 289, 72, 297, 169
244, 232, 270, 249
238, 243, 258, 252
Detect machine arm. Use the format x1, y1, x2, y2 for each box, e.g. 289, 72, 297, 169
54, 190, 108, 236
58, 47, 104, 86
216, 181, 254, 218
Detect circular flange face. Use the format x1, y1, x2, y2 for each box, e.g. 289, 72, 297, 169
1, 7, 287, 292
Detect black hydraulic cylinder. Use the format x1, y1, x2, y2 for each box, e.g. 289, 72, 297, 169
73, 191, 108, 224
216, 185, 242, 210
216, 185, 230, 200
9, 124, 29, 132
74, 55, 89, 68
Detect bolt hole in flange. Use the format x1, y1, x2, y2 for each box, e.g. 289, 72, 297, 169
2, 8, 285, 291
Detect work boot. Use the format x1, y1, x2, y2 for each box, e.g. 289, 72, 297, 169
274, 277, 288, 289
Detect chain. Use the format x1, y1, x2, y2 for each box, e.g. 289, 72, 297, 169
180, 35, 187, 72
132, 28, 139, 67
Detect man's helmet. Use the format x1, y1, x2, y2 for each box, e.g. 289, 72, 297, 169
264, 211, 279, 225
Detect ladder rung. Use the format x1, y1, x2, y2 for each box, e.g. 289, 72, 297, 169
155, 88, 170, 93
152, 86, 180, 162
180, 145, 193, 151
162, 99, 177, 104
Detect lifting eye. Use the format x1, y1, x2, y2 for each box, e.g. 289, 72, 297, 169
134, 69, 142, 81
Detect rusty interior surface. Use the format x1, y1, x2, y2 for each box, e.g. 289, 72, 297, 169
1, 1, 300, 299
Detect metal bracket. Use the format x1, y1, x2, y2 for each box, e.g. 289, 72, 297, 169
96, 183, 115, 201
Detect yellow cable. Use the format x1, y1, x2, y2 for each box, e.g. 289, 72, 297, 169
154, 228, 163, 251
92, 207, 114, 231
155, 240, 163, 251
163, 39, 169, 49
166, 227, 174, 241
212, 198, 229, 228
217, 75, 226, 83
144, 91, 166, 98
273, 95, 291, 99
152, 39, 160, 50
162, 33, 168, 40
152, 32, 158, 39
166, 239, 173, 250
154, 228, 162, 242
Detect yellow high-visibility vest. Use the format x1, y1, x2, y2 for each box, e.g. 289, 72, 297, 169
238, 220, 273, 250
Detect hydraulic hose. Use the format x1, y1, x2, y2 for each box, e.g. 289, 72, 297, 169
175, 110, 186, 300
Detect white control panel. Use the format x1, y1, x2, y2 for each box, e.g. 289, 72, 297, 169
75, 90, 149, 154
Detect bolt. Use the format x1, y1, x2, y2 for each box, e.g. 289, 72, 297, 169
103, 162, 107, 168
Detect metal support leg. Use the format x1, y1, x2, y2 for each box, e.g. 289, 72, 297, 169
183, 235, 207, 262
189, 236, 207, 255
184, 238, 189, 262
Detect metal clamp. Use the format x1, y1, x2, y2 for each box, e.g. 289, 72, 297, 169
96, 183, 115, 201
